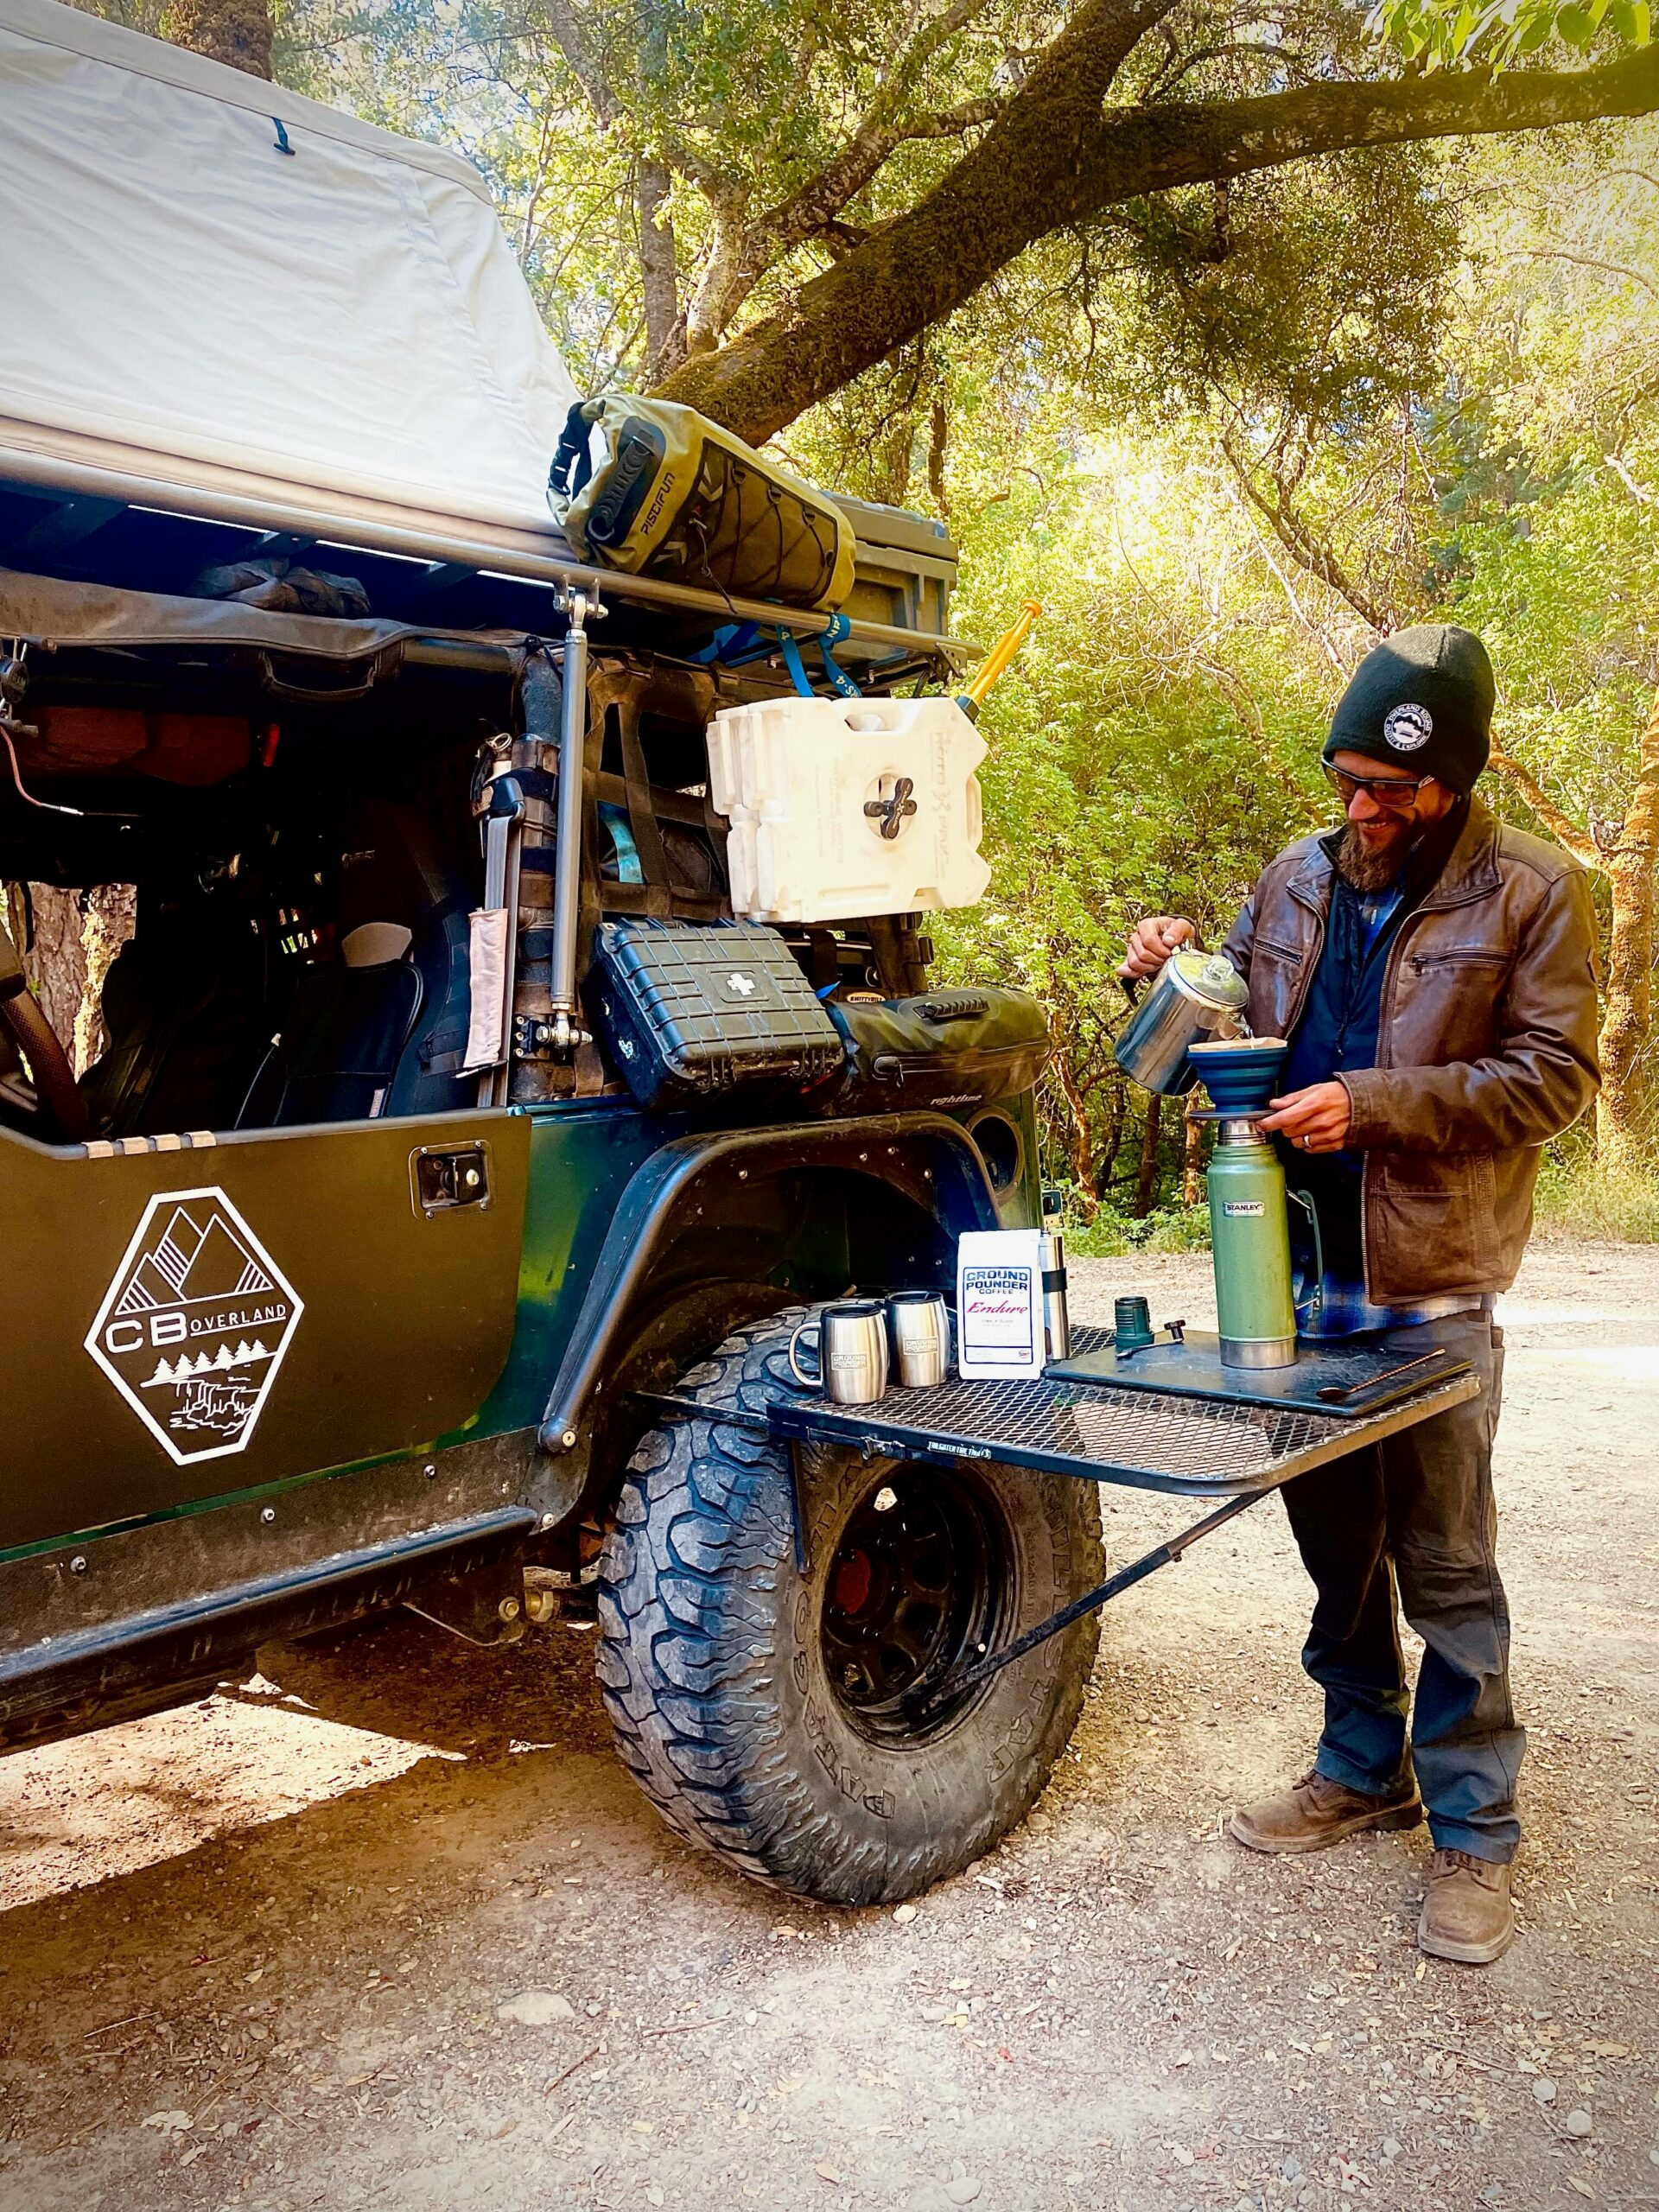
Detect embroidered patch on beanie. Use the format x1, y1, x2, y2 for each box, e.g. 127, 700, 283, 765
1383, 702, 1433, 752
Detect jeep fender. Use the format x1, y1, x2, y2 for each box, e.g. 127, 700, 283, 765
536, 1111, 999, 1460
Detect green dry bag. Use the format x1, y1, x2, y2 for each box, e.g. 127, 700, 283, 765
548, 396, 855, 613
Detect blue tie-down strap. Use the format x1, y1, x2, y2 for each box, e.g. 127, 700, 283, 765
693, 618, 861, 698
688, 621, 766, 668
779, 615, 861, 699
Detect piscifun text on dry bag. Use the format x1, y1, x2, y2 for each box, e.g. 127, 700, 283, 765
548, 397, 856, 613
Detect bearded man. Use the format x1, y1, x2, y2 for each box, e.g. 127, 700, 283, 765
1121, 625, 1599, 1963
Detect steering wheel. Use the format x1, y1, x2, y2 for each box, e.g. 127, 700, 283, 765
0, 927, 90, 1141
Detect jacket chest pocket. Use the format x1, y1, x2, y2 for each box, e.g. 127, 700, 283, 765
1406, 950, 1510, 976
1249, 935, 1307, 1036
1394, 946, 1510, 1061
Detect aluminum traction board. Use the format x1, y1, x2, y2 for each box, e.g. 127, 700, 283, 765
636, 1319, 1482, 1502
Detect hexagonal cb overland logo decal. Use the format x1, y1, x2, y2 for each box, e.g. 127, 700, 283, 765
86, 1187, 303, 1465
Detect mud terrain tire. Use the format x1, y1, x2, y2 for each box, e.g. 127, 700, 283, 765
596, 1311, 1103, 1904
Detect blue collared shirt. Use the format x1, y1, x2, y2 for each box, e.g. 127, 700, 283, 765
1280, 855, 1484, 1338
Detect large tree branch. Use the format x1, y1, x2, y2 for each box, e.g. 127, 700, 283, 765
756, 94, 1003, 253
1486, 747, 1600, 868
683, 94, 1003, 359
678, 0, 1005, 359
654, 42, 1659, 442
661, 0, 1177, 415
636, 158, 681, 384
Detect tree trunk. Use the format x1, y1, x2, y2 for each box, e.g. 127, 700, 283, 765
1049, 1046, 1102, 1220
4, 883, 136, 1079
1096, 1070, 1128, 1192
1595, 688, 1659, 1167
653, 47, 1659, 442
927, 399, 950, 519
1134, 1093, 1162, 1217
78, 885, 137, 1076
636, 160, 683, 386
1182, 1096, 1206, 1206
161, 0, 273, 76
14, 886, 86, 1052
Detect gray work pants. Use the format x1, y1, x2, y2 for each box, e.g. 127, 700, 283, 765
1279, 1312, 1522, 1862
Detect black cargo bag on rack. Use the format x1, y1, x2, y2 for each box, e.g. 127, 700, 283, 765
588, 918, 844, 1110
821, 988, 1052, 1116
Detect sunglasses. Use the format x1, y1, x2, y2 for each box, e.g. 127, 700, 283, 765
1324, 763, 1436, 813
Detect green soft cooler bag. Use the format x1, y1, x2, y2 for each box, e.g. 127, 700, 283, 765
549, 397, 855, 613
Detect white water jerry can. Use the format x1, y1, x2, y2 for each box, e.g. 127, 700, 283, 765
706, 695, 993, 925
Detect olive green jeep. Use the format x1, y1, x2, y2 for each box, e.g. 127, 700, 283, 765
0, 486, 1109, 1907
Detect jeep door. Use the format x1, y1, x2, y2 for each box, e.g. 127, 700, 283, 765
0, 1108, 529, 1554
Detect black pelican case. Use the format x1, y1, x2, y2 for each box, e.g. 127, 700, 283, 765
588, 917, 844, 1109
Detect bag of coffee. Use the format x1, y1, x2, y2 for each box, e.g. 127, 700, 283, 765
956, 1229, 1045, 1380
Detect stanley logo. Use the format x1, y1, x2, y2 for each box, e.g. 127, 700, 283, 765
86, 1188, 303, 1465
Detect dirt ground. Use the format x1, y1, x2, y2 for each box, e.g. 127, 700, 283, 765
2, 1241, 1656, 2212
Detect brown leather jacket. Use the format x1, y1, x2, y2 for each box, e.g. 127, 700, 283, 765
1220, 796, 1599, 1302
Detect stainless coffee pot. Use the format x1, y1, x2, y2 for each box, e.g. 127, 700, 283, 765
1114, 949, 1249, 1096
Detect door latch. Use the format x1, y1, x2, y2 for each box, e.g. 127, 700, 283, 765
410, 1142, 492, 1217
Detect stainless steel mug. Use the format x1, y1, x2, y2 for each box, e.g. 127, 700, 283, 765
886, 1291, 952, 1389
788, 1300, 889, 1405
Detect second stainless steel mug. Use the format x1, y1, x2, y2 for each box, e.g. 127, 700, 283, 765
788, 1300, 889, 1404
886, 1291, 952, 1388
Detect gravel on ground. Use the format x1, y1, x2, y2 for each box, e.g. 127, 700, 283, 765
1, 1241, 1655, 2212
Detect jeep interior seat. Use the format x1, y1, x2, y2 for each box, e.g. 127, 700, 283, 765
237, 802, 474, 1129
81, 884, 273, 1141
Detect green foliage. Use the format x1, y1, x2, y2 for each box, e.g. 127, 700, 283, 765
1372, 0, 1651, 72
1108, 149, 1463, 434
1063, 1199, 1214, 1257
1534, 1134, 1659, 1238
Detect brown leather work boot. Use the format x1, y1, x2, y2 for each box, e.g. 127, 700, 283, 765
1229, 1766, 1423, 1855
1419, 1848, 1516, 1964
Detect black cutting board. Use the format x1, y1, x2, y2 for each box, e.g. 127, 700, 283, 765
1047, 1330, 1474, 1418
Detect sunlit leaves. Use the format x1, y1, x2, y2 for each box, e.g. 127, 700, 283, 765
1370, 0, 1650, 72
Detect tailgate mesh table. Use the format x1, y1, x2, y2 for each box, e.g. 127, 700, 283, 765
642, 1319, 1481, 1501
635, 1313, 1484, 1688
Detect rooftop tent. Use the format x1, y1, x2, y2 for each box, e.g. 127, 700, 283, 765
0, 0, 580, 549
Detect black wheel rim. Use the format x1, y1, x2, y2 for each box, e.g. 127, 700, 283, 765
820, 1465, 1007, 1744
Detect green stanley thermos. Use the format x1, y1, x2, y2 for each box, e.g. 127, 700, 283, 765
1188, 1039, 1299, 1370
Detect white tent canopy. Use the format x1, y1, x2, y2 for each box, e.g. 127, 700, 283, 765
0, 0, 581, 550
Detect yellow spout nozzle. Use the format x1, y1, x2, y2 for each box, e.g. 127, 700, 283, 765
963, 597, 1042, 713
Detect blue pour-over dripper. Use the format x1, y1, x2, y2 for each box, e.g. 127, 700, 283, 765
1187, 1038, 1287, 1118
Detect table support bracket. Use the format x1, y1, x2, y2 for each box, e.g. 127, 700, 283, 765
909, 1487, 1271, 1719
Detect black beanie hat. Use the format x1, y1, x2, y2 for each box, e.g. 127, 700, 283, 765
1322, 625, 1495, 794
